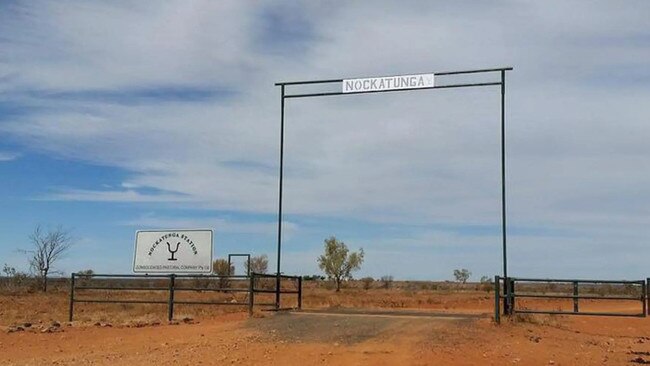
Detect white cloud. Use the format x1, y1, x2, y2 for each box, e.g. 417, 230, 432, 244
41, 188, 188, 203
0, 152, 21, 162
122, 213, 298, 236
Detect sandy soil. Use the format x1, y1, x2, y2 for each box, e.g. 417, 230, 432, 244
1, 289, 649, 365
2, 311, 650, 365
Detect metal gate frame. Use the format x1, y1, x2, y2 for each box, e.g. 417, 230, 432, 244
275, 67, 513, 311
227, 253, 251, 276
494, 276, 647, 323
68, 272, 302, 321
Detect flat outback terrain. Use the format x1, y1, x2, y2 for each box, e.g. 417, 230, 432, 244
1, 285, 650, 365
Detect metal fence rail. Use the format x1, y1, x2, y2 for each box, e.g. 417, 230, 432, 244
69, 272, 302, 321
494, 276, 647, 323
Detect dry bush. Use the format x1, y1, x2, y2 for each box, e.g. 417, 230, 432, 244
212, 259, 234, 289
246, 255, 269, 275
479, 277, 493, 293
510, 311, 564, 327
190, 276, 213, 290
360, 277, 374, 290
1, 265, 38, 293
380, 275, 393, 289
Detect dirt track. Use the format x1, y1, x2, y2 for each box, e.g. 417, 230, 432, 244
1, 288, 649, 365
2, 310, 650, 365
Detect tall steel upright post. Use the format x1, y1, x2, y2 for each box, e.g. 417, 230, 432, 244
501, 70, 509, 315
276, 85, 285, 310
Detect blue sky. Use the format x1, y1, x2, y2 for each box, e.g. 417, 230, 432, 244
1, 1, 649, 280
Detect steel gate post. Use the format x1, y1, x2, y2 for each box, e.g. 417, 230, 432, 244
494, 275, 501, 324
248, 274, 254, 317
641, 278, 650, 317
509, 278, 516, 315
68, 273, 75, 322
573, 281, 579, 313
502, 277, 509, 315
275, 84, 286, 311
297, 276, 302, 310
500, 69, 509, 317
168, 274, 176, 321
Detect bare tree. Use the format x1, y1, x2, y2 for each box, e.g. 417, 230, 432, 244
245, 254, 269, 275
21, 225, 74, 292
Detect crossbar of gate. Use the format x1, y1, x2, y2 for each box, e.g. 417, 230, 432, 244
494, 276, 647, 323
68, 272, 302, 321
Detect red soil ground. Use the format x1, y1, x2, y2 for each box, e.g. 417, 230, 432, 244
1, 290, 649, 365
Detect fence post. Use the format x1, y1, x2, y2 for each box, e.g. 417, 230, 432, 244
494, 275, 500, 324
641, 278, 650, 317
275, 273, 281, 310
509, 278, 516, 315
168, 274, 176, 321
297, 276, 302, 310
573, 281, 579, 313
502, 276, 509, 315
248, 274, 254, 317
68, 273, 75, 322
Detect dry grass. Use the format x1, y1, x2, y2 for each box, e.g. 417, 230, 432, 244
0, 286, 493, 326
301, 286, 492, 312
1, 278, 641, 327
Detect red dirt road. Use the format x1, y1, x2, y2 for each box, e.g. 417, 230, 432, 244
2, 311, 650, 365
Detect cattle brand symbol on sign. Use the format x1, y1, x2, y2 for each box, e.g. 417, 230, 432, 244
342, 73, 435, 93
133, 229, 213, 274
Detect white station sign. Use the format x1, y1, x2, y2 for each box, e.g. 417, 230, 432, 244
133, 229, 213, 274
342, 73, 434, 93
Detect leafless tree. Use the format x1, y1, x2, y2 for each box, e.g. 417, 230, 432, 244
21, 225, 74, 292
245, 254, 269, 275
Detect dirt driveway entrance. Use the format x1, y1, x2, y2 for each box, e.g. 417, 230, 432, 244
2, 310, 650, 365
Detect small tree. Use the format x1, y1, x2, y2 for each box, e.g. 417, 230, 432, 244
78, 269, 95, 286
78, 269, 94, 277
453, 269, 471, 284
302, 274, 325, 281
21, 225, 74, 292
317, 236, 364, 292
2, 264, 17, 278
245, 254, 269, 274
212, 259, 234, 288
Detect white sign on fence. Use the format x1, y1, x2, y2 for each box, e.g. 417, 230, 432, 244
133, 229, 213, 274
342, 73, 435, 93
